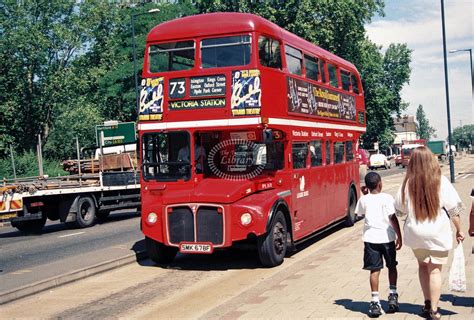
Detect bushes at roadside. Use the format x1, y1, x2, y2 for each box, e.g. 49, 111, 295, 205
0, 151, 67, 180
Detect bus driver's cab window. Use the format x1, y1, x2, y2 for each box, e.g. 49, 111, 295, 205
258, 36, 282, 69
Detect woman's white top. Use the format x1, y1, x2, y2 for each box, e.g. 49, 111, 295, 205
394, 175, 463, 251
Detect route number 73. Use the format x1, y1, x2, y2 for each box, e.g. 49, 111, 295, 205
169, 78, 186, 99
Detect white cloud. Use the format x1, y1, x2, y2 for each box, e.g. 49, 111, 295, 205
366, 0, 473, 140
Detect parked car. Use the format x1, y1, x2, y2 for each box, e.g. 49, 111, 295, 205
369, 153, 391, 170
395, 154, 403, 166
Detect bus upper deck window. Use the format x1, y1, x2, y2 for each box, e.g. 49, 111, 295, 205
201, 35, 251, 68
320, 60, 327, 83
351, 74, 360, 94
328, 63, 338, 88
258, 36, 282, 69
285, 45, 302, 75
304, 55, 320, 81
341, 70, 351, 91
149, 41, 195, 73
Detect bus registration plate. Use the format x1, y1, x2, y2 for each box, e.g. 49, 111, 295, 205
179, 242, 213, 254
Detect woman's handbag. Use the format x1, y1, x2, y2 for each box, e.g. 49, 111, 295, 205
448, 243, 466, 292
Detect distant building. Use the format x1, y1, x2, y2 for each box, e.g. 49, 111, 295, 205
393, 115, 418, 145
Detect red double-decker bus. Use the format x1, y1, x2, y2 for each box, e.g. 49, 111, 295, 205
138, 13, 366, 267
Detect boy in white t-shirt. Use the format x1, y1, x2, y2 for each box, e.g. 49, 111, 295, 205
356, 172, 402, 318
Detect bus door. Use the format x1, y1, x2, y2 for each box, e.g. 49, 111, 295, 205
309, 140, 327, 230
291, 142, 312, 238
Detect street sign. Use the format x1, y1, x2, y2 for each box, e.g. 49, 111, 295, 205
95, 121, 136, 147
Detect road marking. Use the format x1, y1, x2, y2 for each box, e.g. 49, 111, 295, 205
458, 173, 472, 180
58, 232, 85, 238
10, 269, 32, 275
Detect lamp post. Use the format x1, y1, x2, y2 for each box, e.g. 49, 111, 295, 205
449, 48, 473, 98
440, 0, 455, 183
131, 8, 160, 119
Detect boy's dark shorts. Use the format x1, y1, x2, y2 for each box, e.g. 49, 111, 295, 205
363, 241, 398, 271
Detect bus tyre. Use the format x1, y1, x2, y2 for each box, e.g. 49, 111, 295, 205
75, 196, 97, 228
258, 210, 287, 267
13, 216, 47, 234
344, 187, 357, 227
146, 237, 178, 264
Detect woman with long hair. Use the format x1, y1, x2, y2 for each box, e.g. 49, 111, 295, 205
395, 146, 464, 320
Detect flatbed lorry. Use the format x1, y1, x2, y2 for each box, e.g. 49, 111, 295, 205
0, 154, 140, 233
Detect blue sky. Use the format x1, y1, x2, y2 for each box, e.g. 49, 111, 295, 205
366, 0, 473, 140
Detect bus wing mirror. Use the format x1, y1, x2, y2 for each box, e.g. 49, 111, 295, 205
263, 129, 273, 143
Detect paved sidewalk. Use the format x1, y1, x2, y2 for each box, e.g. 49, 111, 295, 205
202, 158, 474, 320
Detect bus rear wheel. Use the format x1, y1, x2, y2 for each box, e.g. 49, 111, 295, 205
344, 187, 357, 227
258, 210, 287, 267
146, 237, 178, 264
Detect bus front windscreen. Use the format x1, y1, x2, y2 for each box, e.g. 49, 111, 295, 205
142, 131, 191, 181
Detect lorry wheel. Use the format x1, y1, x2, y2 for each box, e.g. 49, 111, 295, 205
257, 210, 287, 267
13, 215, 47, 234
344, 187, 357, 227
145, 237, 178, 264
75, 196, 97, 228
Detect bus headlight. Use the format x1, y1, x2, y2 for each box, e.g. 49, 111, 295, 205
240, 212, 252, 226
147, 212, 158, 224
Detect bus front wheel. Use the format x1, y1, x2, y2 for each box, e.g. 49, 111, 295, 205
146, 237, 178, 264
258, 210, 287, 267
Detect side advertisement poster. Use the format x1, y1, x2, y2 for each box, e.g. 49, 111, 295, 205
287, 77, 356, 121
139, 77, 164, 121
231, 69, 262, 116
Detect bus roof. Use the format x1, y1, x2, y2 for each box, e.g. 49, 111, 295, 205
147, 12, 358, 72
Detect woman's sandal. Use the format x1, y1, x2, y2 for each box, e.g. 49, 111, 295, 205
421, 300, 431, 317
428, 308, 441, 320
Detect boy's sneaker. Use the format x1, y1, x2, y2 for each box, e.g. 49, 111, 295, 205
388, 293, 399, 313
368, 301, 383, 318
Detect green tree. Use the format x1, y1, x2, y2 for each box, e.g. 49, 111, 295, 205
452, 124, 474, 149
415, 104, 436, 141
0, 0, 119, 157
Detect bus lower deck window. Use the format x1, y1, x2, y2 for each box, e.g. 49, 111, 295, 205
149, 41, 195, 72
201, 35, 251, 68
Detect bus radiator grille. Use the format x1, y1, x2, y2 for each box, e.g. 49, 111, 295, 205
196, 206, 223, 245
168, 207, 194, 244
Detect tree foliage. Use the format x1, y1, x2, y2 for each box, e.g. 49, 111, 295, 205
415, 104, 436, 141
452, 124, 473, 149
